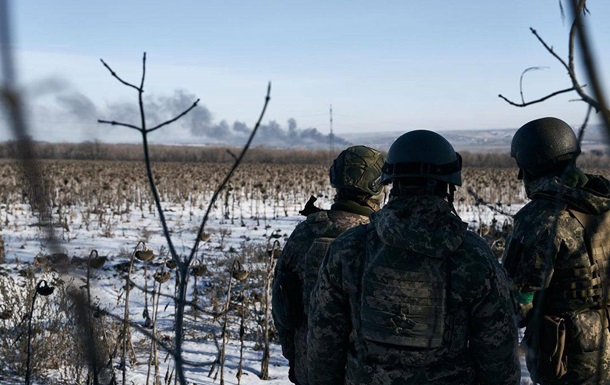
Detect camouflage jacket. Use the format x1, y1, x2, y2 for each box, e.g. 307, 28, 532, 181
502, 173, 610, 384
308, 195, 520, 385
272, 200, 372, 385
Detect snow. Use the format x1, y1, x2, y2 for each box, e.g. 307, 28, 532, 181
0, 187, 534, 384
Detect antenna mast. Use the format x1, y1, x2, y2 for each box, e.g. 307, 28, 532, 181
329, 104, 335, 154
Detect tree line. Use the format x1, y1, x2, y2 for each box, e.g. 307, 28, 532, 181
0, 140, 607, 168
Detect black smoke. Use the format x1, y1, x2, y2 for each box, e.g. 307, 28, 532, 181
44, 85, 350, 148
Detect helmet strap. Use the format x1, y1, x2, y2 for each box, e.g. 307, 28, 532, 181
446, 184, 456, 204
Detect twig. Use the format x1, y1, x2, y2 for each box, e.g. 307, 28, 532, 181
98, 306, 218, 368
530, 27, 571, 73
172, 82, 271, 383
98, 53, 183, 269
498, 7, 601, 110
96, 119, 142, 131
100, 58, 141, 92
148, 100, 200, 133
499, 87, 576, 107
569, 0, 610, 134
520, 66, 549, 104
466, 187, 515, 218
576, 104, 593, 145
190, 82, 272, 262
98, 54, 272, 384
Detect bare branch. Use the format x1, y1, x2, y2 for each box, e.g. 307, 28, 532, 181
98, 55, 209, 385
99, 308, 218, 367
530, 27, 571, 74
148, 99, 200, 133
576, 104, 592, 146
568, 3, 577, 77
138, 53, 147, 133
124, 277, 222, 318
100, 58, 141, 92
498, 86, 576, 107
190, 82, 272, 263
520, 66, 549, 104
569, 0, 610, 133
171, 82, 271, 383
226, 149, 238, 161
529, 14, 601, 111
466, 187, 515, 218
501, 16, 597, 111
97, 119, 142, 131
140, 52, 147, 90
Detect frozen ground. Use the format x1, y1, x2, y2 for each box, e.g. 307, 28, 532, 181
0, 190, 534, 384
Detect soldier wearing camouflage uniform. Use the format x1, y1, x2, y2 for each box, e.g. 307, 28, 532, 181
502, 117, 610, 385
272, 145, 385, 385
307, 130, 520, 385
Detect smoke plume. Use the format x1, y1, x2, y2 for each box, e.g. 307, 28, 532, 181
15, 81, 351, 148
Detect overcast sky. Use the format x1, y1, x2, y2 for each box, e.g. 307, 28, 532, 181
2, 0, 610, 145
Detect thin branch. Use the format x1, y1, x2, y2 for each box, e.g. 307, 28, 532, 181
124, 277, 222, 318
148, 99, 200, 133
97, 119, 142, 131
172, 81, 271, 384
466, 187, 515, 218
501, 21, 597, 110
520, 66, 549, 104
531, 18, 601, 110
498, 86, 576, 107
98, 54, 204, 385
567, 3, 577, 78
189, 82, 272, 264
530, 27, 571, 73
569, 0, 610, 133
100, 58, 141, 92
576, 104, 593, 146
226, 149, 238, 161
140, 52, 147, 90
98, 308, 218, 368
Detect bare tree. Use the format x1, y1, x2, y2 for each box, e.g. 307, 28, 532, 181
98, 53, 271, 385
498, 0, 609, 136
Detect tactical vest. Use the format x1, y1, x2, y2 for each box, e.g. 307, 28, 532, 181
302, 236, 334, 317
548, 207, 610, 306
360, 225, 448, 349
302, 211, 362, 317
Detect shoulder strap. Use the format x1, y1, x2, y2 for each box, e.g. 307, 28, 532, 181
567, 208, 596, 231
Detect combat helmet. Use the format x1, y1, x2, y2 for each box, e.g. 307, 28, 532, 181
329, 145, 385, 196
381, 130, 462, 186
511, 117, 581, 179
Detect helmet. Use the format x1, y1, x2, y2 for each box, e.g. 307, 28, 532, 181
511, 117, 581, 178
381, 130, 462, 186
329, 145, 385, 196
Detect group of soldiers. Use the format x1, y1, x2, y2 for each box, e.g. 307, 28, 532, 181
271, 117, 610, 385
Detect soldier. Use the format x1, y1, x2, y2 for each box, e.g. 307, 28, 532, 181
308, 130, 520, 385
502, 117, 610, 385
272, 145, 385, 385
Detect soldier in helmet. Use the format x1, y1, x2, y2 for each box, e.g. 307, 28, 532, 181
308, 130, 520, 385
272, 145, 385, 385
502, 117, 610, 385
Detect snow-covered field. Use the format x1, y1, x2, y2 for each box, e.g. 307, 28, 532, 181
0, 166, 535, 385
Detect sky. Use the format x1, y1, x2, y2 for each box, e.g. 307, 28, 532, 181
2, 0, 610, 145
